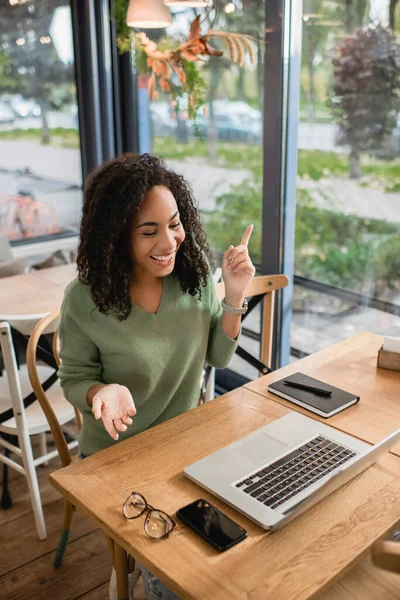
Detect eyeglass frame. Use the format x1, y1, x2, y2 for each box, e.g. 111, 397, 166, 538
122, 491, 179, 539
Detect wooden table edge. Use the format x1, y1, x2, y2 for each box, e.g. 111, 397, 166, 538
49, 473, 212, 600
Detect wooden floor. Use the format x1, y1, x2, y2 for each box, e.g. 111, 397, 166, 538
0, 447, 112, 600
0, 439, 147, 600
1, 440, 400, 600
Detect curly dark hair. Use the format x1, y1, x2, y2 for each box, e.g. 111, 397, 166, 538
77, 153, 213, 320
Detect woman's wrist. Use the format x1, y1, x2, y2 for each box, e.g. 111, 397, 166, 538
221, 309, 242, 340
223, 293, 246, 309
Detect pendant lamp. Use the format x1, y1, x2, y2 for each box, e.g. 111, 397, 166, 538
164, 1, 211, 7
126, 0, 172, 29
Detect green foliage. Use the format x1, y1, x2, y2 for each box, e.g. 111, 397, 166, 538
170, 61, 208, 120
362, 160, 400, 193
214, 145, 262, 177
204, 177, 262, 260
294, 202, 399, 291
113, 0, 133, 54
153, 137, 262, 175
385, 181, 400, 193
154, 138, 399, 190
307, 244, 373, 289
154, 137, 208, 161
0, 127, 79, 148
0, 3, 74, 106
297, 151, 348, 180
374, 236, 400, 285
203, 169, 400, 295
0, 50, 17, 92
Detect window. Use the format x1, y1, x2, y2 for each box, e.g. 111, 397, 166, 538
0, 1, 81, 246
141, 1, 266, 382
291, 0, 400, 357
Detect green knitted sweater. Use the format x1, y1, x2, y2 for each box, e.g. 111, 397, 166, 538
58, 274, 239, 455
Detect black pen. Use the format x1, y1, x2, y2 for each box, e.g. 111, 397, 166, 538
283, 380, 332, 397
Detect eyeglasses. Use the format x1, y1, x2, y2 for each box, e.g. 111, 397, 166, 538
122, 491, 178, 539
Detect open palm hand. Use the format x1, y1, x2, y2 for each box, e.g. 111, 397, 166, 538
92, 384, 136, 440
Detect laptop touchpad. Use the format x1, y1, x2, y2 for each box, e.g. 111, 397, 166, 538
236, 433, 288, 462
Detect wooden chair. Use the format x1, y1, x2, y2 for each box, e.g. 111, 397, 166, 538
27, 311, 131, 598
371, 539, 400, 573
202, 274, 289, 402
26, 310, 82, 564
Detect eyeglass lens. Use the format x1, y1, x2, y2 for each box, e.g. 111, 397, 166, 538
145, 509, 175, 539
123, 492, 175, 539
123, 492, 146, 518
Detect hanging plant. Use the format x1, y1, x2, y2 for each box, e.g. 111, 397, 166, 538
114, 0, 134, 55
114, 4, 257, 119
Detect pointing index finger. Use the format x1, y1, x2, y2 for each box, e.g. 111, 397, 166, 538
240, 224, 254, 247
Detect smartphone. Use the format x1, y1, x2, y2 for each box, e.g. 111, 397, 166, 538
176, 498, 248, 552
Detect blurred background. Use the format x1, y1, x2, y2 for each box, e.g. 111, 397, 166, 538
1, 0, 399, 383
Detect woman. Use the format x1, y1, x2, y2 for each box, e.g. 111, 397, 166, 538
58, 153, 255, 599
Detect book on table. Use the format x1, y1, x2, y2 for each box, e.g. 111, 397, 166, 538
267, 372, 360, 418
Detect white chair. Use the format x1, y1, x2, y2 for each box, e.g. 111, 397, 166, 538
0, 313, 78, 540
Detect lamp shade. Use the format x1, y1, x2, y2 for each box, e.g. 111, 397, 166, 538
164, 1, 210, 6
126, 0, 172, 29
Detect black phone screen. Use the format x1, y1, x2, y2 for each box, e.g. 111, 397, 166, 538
176, 499, 247, 551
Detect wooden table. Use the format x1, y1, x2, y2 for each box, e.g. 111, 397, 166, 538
0, 263, 76, 317
50, 384, 400, 600
244, 331, 400, 458
32, 263, 77, 289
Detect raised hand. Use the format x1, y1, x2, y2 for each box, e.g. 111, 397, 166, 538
92, 384, 136, 440
222, 225, 256, 303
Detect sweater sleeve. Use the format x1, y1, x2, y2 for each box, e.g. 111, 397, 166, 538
205, 275, 240, 369
58, 283, 104, 413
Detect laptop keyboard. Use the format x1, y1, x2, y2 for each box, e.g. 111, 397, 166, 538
235, 435, 357, 510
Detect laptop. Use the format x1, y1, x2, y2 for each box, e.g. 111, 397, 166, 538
184, 412, 400, 530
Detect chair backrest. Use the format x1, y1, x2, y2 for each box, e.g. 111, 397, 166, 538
0, 321, 31, 437
26, 310, 81, 468
0, 311, 59, 425
371, 540, 400, 573
215, 274, 289, 370
0, 313, 53, 336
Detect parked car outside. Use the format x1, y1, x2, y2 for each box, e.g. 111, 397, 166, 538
0, 101, 15, 124
5, 94, 41, 118
148, 98, 262, 143
195, 112, 250, 142
392, 114, 400, 154
195, 100, 262, 143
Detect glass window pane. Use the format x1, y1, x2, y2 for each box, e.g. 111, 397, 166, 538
292, 1, 400, 357
145, 6, 263, 258
0, 1, 81, 245
137, 3, 265, 382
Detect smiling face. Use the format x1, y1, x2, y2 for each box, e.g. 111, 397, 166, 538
131, 185, 186, 280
